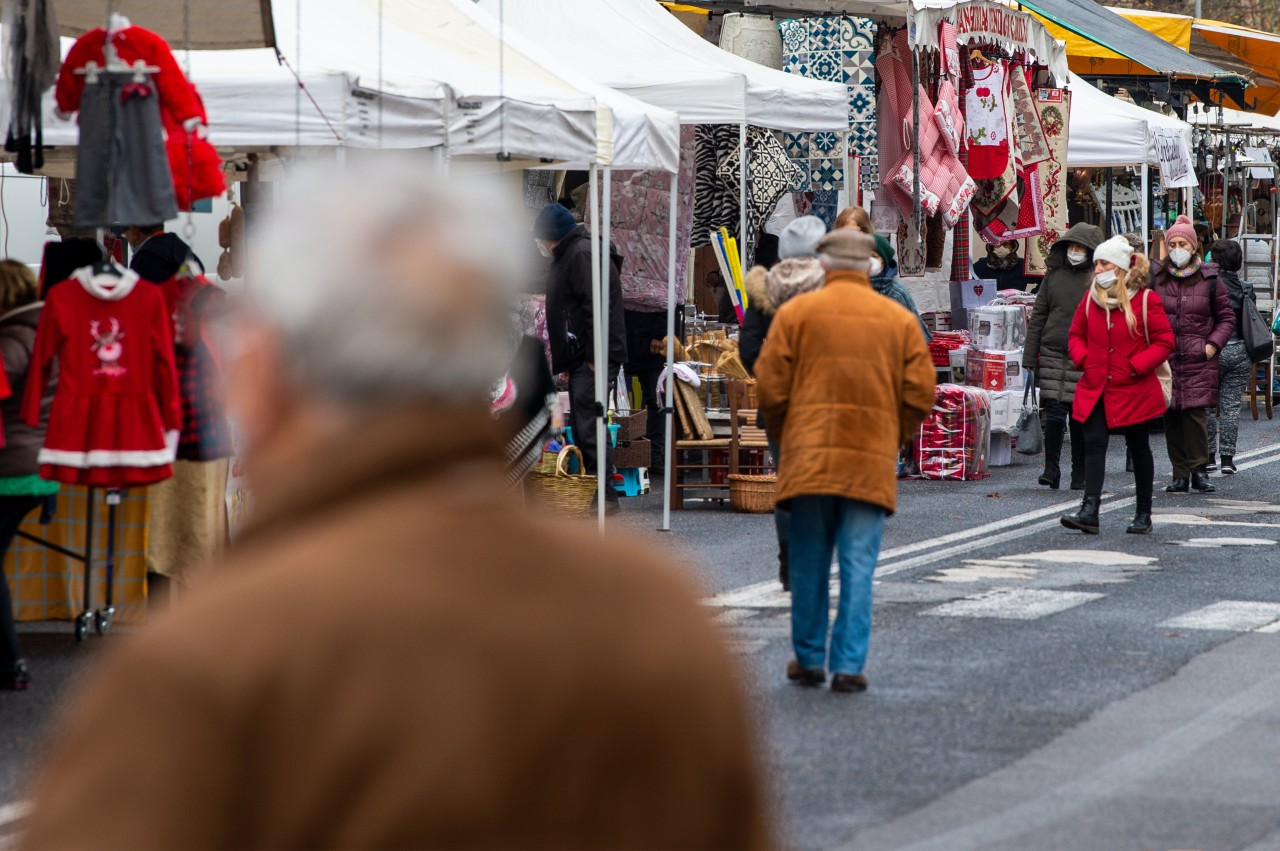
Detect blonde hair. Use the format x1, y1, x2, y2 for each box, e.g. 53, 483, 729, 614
0, 260, 38, 316
834, 206, 873, 235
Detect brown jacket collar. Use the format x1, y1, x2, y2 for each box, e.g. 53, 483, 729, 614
824, 269, 873, 289
238, 406, 507, 547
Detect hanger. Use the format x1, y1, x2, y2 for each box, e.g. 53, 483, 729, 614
969, 49, 996, 68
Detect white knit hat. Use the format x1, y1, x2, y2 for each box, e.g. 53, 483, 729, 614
1093, 234, 1135, 270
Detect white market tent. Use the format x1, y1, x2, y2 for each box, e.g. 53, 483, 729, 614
1186, 102, 1280, 133
477, 0, 848, 130
1067, 73, 1193, 168
480, 0, 853, 529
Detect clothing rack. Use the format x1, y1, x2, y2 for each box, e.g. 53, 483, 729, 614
15, 487, 124, 641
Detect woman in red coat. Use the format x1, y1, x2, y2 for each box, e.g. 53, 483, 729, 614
1061, 235, 1174, 536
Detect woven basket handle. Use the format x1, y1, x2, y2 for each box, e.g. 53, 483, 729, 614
556, 445, 585, 478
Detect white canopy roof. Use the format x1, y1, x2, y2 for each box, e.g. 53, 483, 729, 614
4, 0, 680, 170
1187, 103, 1280, 133
1067, 73, 1192, 168
477, 0, 849, 130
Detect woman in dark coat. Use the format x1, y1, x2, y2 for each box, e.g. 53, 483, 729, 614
1023, 222, 1104, 489
1150, 216, 1235, 494
0, 260, 58, 691
1061, 237, 1174, 536
973, 240, 1028, 292
1205, 239, 1255, 475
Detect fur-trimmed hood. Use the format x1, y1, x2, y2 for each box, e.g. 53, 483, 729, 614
765, 258, 824, 312
744, 266, 774, 316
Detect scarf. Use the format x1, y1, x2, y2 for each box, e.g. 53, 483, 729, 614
984, 253, 1020, 271
1169, 257, 1203, 279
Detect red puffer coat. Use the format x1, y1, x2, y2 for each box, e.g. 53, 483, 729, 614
1069, 288, 1175, 428
1150, 261, 1235, 410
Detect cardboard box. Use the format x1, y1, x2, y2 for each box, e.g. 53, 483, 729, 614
966, 348, 1025, 393
948, 280, 996, 330
988, 390, 1014, 433
968, 305, 1027, 352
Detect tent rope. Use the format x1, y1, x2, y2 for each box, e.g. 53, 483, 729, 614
273, 49, 343, 142
378, 0, 384, 147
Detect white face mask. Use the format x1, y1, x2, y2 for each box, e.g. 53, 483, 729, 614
993, 246, 1013, 259
868, 256, 885, 277
536, 239, 552, 258
1169, 248, 1192, 268
1067, 248, 1088, 266
1095, 270, 1118, 287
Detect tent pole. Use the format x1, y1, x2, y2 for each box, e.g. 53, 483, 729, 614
1141, 163, 1151, 255
843, 130, 853, 212
599, 165, 613, 534
1104, 167, 1114, 239
662, 169, 678, 533
589, 164, 605, 533
740, 122, 749, 279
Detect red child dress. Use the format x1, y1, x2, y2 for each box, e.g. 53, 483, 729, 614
22, 267, 181, 487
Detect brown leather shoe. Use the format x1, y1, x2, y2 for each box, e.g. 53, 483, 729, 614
786, 660, 825, 687
831, 673, 868, 694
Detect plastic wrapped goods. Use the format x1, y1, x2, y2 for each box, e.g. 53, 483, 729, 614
915, 383, 991, 481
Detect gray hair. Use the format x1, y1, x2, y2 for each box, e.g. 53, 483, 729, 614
818, 253, 871, 274
245, 158, 524, 407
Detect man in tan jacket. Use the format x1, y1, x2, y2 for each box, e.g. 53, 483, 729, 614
756, 229, 935, 694
19, 162, 771, 850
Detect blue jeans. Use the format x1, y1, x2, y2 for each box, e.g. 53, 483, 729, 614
788, 496, 886, 676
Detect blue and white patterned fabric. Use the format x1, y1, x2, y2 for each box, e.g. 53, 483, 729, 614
777, 16, 879, 200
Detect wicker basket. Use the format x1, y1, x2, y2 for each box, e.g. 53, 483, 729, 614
728, 474, 777, 513
526, 446, 597, 517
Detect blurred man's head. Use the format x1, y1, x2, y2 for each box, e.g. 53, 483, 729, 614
229, 160, 522, 469
123, 223, 164, 249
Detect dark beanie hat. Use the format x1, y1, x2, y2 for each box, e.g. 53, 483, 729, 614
535, 203, 577, 241
873, 234, 896, 268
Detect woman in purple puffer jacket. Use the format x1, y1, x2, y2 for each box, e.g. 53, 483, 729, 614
1149, 216, 1235, 494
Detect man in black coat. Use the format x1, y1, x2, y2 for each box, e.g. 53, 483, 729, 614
124, 224, 204, 283
537, 203, 627, 510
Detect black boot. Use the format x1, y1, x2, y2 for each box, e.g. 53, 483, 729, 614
778, 541, 790, 593
1039, 420, 1064, 488
1127, 491, 1153, 534
1191, 467, 1216, 493
1069, 421, 1086, 490
1221, 454, 1237, 475
1166, 477, 1190, 493
1061, 496, 1101, 534
3, 659, 30, 691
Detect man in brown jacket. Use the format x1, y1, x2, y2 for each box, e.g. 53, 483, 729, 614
19, 163, 771, 850
756, 229, 935, 694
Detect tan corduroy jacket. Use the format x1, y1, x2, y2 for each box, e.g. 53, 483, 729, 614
21, 408, 772, 850
756, 269, 936, 513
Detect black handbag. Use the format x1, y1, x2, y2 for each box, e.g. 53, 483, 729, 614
1240, 295, 1275, 365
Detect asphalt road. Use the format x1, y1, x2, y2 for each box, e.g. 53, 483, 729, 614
4, 411, 1280, 850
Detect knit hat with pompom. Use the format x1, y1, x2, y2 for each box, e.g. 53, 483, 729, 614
1092, 234, 1135, 270
1165, 215, 1198, 251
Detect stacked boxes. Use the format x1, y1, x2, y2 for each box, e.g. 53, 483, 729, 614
965, 305, 1027, 395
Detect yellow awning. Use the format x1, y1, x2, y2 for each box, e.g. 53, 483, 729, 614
1039, 6, 1280, 113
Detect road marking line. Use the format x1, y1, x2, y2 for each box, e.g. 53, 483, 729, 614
1161, 601, 1280, 632
705, 446, 1280, 608
1255, 619, 1280, 634
922, 587, 1105, 620
1174, 537, 1276, 548
0, 802, 30, 829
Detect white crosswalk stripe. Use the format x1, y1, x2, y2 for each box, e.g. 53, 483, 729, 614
1160, 601, 1280, 632
921, 587, 1105, 620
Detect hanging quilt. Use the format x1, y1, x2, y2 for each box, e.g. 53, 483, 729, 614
691, 124, 740, 249
1025, 89, 1072, 276
603, 126, 699, 312
777, 16, 878, 196
716, 126, 802, 233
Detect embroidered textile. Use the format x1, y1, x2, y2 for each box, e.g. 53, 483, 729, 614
1025, 89, 1072, 276
965, 62, 1011, 180
777, 16, 879, 195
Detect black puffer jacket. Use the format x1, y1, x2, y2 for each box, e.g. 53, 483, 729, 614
1023, 223, 1104, 403
544, 225, 627, 374
0, 303, 54, 478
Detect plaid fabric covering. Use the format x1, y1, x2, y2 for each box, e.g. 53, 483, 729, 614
165, 279, 232, 461
951, 47, 974, 283
9, 487, 150, 625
